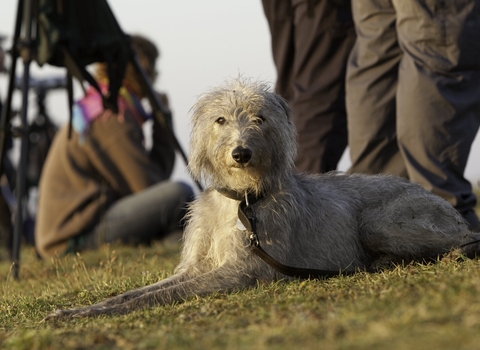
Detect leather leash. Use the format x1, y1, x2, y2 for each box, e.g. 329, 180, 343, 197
216, 188, 365, 279
237, 198, 362, 279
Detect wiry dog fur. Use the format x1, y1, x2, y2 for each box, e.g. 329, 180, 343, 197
46, 77, 479, 319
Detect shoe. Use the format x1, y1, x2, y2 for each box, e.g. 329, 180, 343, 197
462, 209, 480, 232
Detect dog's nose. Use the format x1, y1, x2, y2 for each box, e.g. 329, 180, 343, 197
232, 147, 252, 164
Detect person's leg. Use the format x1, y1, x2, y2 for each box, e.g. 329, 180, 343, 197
394, 0, 480, 230
261, 0, 295, 101
84, 181, 194, 248
289, 0, 355, 173
346, 0, 407, 176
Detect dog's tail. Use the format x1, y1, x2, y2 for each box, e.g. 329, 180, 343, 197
459, 232, 480, 259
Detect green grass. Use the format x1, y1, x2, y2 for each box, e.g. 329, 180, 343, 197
1, 208, 480, 350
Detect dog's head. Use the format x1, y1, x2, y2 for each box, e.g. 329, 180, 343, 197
189, 77, 297, 194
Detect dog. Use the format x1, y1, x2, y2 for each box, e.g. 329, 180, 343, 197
45, 77, 479, 319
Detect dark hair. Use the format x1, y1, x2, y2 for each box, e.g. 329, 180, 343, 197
94, 34, 159, 96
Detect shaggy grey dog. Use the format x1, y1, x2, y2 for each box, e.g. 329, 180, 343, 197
46, 77, 479, 319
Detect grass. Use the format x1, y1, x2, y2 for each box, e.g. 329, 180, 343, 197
1, 206, 480, 349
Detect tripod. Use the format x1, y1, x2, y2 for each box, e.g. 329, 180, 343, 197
0, 0, 35, 279
0, 0, 201, 279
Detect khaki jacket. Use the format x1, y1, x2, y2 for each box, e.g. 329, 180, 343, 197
35, 110, 174, 259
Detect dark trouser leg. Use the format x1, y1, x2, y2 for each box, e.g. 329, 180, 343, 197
263, 0, 355, 173
291, 0, 355, 173
261, 0, 295, 101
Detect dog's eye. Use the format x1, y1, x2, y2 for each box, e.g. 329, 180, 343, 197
216, 117, 226, 125
254, 116, 265, 125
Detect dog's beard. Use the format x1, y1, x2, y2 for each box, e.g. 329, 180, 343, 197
207, 164, 264, 195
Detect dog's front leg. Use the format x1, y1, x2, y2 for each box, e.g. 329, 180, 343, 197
51, 266, 257, 319
95, 272, 194, 307
44, 272, 193, 321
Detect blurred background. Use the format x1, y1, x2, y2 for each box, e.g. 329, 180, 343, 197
0, 0, 479, 190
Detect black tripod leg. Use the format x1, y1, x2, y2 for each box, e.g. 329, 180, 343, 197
100, 0, 202, 191
11, 0, 35, 279
129, 54, 203, 192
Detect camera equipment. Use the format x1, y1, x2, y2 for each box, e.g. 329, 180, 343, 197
0, 0, 199, 279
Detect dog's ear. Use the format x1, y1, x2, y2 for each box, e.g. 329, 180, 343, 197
273, 93, 293, 120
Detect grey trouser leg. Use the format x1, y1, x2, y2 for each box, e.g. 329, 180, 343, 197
263, 0, 355, 173
84, 181, 194, 248
346, 0, 407, 176
347, 0, 480, 227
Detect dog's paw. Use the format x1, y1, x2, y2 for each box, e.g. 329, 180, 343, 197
42, 309, 78, 321
43, 306, 119, 320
